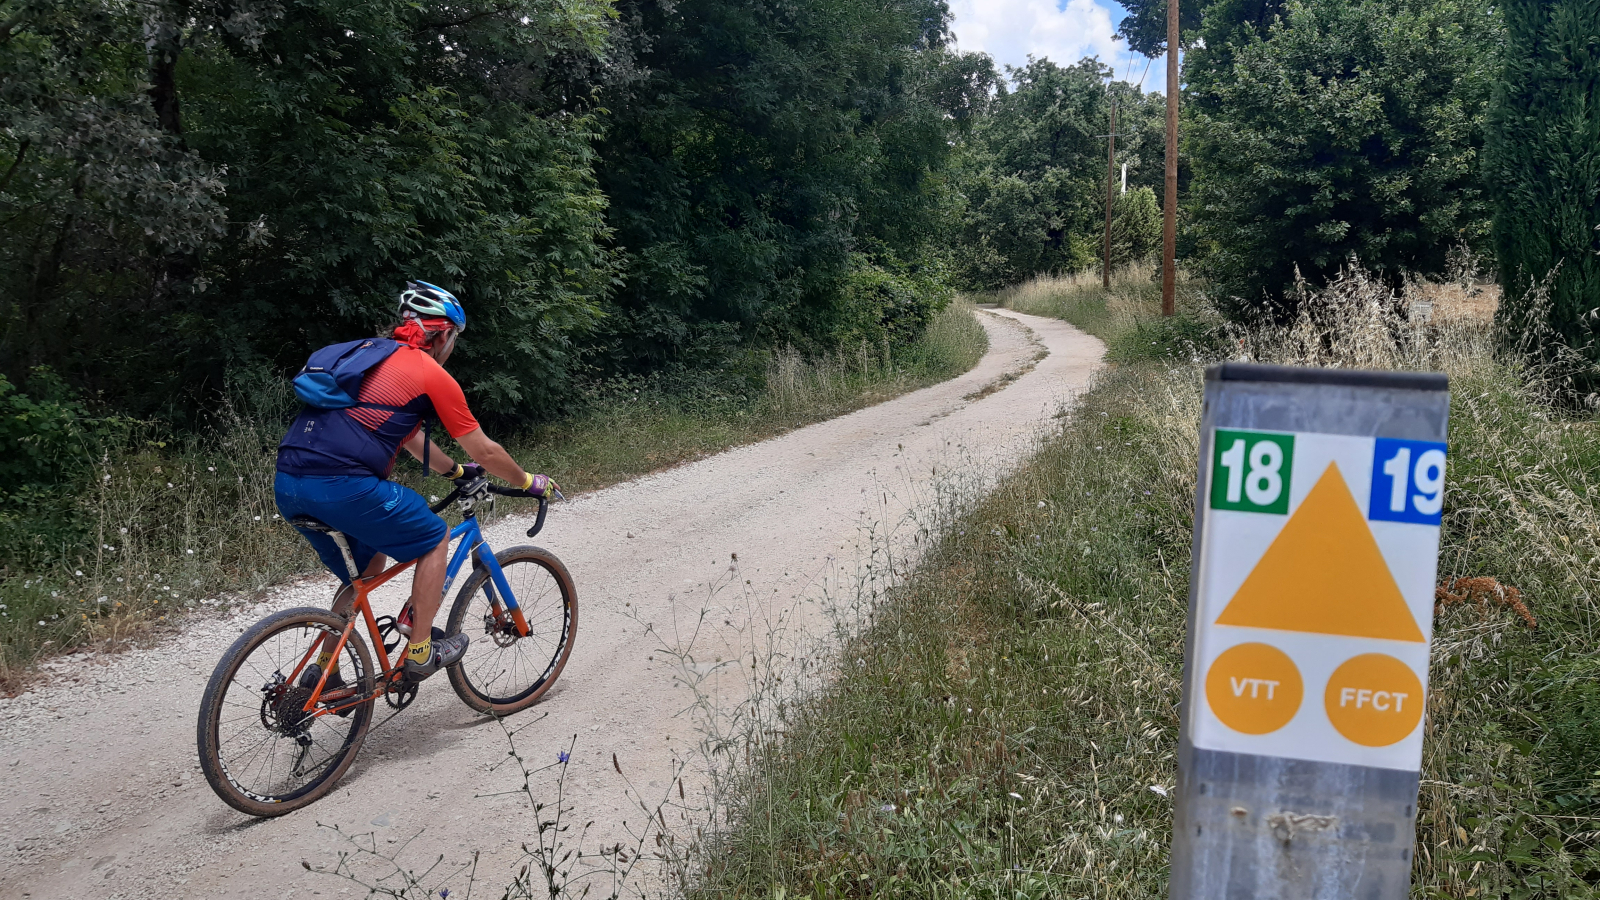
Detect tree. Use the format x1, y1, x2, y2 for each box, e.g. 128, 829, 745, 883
949, 59, 1163, 289
1116, 0, 1203, 57
594, 0, 988, 366
1485, 0, 1600, 361
1185, 0, 1499, 318
0, 0, 226, 409
0, 0, 618, 420
1111, 187, 1163, 265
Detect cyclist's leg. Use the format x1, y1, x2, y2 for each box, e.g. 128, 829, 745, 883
282, 476, 458, 673
275, 473, 391, 661
274, 473, 384, 584
405, 533, 451, 637
330, 554, 389, 617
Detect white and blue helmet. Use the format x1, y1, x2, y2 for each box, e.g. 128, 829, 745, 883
398, 280, 466, 333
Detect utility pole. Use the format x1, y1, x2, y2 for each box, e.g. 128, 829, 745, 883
1162, 0, 1179, 317
1103, 97, 1117, 290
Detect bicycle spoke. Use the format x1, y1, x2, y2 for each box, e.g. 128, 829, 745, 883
451, 556, 572, 706
207, 617, 369, 805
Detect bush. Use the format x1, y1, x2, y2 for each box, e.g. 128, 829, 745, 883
0, 370, 125, 567
1485, 0, 1600, 367
829, 255, 955, 350
1187, 0, 1498, 318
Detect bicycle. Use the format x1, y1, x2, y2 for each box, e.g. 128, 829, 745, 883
196, 476, 576, 817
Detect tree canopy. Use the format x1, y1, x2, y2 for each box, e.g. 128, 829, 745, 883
0, 0, 1546, 420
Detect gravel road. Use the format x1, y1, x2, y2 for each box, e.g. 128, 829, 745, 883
0, 309, 1102, 899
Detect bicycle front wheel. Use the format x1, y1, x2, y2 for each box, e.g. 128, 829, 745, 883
197, 607, 375, 817
446, 545, 577, 715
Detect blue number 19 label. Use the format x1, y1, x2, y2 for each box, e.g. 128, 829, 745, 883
1369, 438, 1448, 525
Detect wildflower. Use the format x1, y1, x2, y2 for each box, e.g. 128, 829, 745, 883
253, 516, 261, 521
1008, 792, 1023, 800
208, 466, 216, 472
1036, 501, 1046, 508
557, 750, 570, 764
1149, 785, 1169, 797
186, 549, 194, 555
102, 474, 111, 482
440, 890, 450, 899
880, 803, 896, 813
119, 527, 128, 535
75, 570, 83, 576
37, 621, 45, 626
167, 483, 174, 489
97, 597, 107, 604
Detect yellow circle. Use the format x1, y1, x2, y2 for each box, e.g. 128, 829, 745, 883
1205, 642, 1304, 735
1324, 654, 1424, 747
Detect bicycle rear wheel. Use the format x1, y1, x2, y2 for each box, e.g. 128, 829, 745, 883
446, 545, 577, 715
197, 607, 375, 817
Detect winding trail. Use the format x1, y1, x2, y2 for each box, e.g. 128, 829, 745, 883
0, 309, 1102, 899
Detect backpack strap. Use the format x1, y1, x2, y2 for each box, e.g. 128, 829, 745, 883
421, 419, 434, 475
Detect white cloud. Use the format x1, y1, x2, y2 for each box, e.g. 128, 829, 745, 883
948, 0, 1166, 91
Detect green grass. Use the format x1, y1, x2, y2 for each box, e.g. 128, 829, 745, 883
693, 269, 1600, 899
0, 301, 987, 689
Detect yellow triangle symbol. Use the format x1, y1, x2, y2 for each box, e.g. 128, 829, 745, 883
1216, 462, 1424, 642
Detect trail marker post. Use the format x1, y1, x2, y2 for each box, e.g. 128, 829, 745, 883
1171, 363, 1449, 900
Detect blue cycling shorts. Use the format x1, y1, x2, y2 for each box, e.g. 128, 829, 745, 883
274, 473, 448, 584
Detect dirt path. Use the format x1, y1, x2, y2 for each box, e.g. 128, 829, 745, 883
0, 309, 1102, 900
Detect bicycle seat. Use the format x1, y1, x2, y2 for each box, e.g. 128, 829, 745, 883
288, 515, 339, 535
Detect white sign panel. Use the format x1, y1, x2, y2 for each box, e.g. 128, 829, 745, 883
1189, 428, 1445, 771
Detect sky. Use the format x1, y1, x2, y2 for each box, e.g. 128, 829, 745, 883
946, 0, 1168, 91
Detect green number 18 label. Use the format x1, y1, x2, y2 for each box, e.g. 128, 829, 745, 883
1210, 429, 1296, 514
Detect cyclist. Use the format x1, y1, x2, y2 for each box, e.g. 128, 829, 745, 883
274, 281, 559, 687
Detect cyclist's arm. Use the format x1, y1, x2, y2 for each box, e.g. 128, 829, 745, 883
401, 433, 459, 475
415, 355, 528, 486
456, 428, 529, 487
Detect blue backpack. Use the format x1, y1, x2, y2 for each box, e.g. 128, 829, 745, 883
292, 338, 402, 409
280, 338, 437, 479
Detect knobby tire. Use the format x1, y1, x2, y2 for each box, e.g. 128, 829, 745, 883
197, 607, 376, 817
446, 546, 577, 715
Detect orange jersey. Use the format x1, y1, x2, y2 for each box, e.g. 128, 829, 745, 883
347, 345, 480, 442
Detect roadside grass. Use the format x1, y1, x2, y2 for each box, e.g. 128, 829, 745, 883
693, 269, 1600, 898
0, 301, 987, 689
994, 265, 1225, 362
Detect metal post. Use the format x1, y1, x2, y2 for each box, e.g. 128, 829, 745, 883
1170, 363, 1450, 900
1104, 97, 1117, 290
1162, 0, 1179, 317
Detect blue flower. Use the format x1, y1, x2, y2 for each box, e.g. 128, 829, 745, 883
439, 890, 450, 899
557, 750, 570, 764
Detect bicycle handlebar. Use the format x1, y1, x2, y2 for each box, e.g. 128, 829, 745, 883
425, 479, 560, 538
